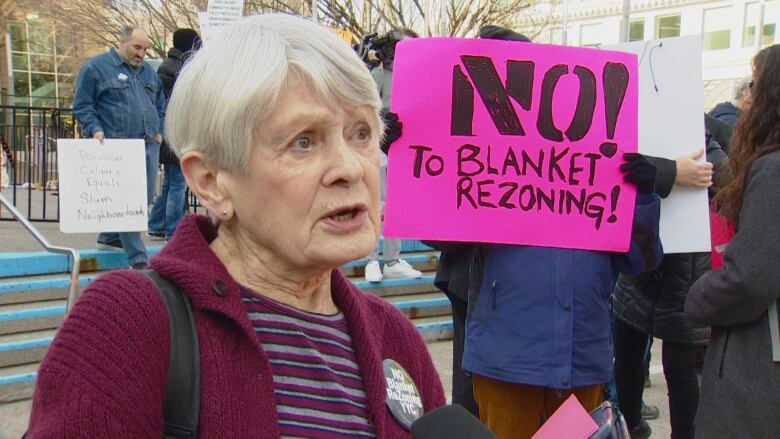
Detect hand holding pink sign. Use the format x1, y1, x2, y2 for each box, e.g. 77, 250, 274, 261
384, 38, 639, 251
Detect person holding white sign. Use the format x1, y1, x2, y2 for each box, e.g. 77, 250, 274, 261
72, 26, 166, 269
612, 140, 724, 439
685, 44, 780, 439
27, 15, 445, 437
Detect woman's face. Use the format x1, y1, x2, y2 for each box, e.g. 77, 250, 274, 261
223, 78, 381, 272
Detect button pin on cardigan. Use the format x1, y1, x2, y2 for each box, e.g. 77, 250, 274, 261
383, 358, 424, 430
211, 279, 229, 297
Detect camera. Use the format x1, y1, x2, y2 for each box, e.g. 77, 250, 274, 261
355, 29, 418, 70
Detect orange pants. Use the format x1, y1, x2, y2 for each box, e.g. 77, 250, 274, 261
472, 374, 604, 439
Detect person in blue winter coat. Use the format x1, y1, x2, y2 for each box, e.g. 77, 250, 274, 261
462, 153, 663, 439
708, 77, 751, 129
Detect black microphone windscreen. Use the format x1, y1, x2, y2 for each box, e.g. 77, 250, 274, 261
411, 404, 498, 439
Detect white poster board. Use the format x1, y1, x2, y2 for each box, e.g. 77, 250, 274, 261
197, 11, 215, 44
57, 139, 148, 233
207, 0, 243, 28
607, 36, 711, 253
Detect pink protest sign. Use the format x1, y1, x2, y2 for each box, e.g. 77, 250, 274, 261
384, 38, 639, 251
530, 394, 599, 439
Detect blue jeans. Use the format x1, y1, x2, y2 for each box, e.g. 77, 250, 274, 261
97, 140, 160, 266
148, 163, 186, 239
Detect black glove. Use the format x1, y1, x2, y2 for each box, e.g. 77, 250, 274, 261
620, 152, 657, 195
380, 112, 403, 155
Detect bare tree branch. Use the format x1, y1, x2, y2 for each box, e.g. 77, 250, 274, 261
27, 0, 549, 64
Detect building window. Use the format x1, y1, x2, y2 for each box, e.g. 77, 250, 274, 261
703, 7, 732, 50
7, 19, 76, 107
744, 1, 777, 47
580, 23, 601, 47
655, 14, 681, 39
629, 19, 645, 42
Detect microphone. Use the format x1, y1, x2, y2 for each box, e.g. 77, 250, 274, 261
411, 404, 498, 439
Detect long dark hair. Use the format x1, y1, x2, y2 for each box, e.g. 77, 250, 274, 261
715, 44, 780, 223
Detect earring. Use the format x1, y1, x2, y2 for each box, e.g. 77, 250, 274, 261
222, 209, 228, 217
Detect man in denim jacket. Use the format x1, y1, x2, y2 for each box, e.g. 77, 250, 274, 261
72, 27, 166, 269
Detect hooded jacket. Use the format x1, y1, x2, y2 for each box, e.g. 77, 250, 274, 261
708, 101, 740, 129
612, 139, 727, 345
462, 194, 662, 389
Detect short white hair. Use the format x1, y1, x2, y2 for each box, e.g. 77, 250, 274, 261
165, 14, 383, 172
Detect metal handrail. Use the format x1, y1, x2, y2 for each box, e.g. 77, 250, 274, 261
0, 192, 81, 312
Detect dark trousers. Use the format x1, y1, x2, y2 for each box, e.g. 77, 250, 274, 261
447, 291, 479, 417
614, 319, 699, 439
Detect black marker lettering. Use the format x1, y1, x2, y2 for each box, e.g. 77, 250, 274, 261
548, 146, 569, 183
457, 177, 477, 209
584, 153, 602, 185
568, 152, 584, 185
451, 65, 475, 136
461, 55, 525, 135
457, 144, 484, 177
477, 179, 497, 208
498, 182, 518, 208
409, 145, 433, 178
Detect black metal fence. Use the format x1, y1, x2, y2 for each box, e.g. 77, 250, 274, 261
0, 105, 204, 222
1, 106, 78, 222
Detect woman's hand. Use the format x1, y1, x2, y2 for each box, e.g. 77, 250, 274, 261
675, 148, 713, 188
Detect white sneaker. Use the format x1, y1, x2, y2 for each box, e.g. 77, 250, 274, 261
383, 259, 423, 279
364, 260, 383, 282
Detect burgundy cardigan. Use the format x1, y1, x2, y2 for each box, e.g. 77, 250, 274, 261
27, 215, 445, 437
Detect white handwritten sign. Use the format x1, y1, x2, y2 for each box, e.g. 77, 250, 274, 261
607, 36, 711, 253
57, 139, 148, 233
207, 0, 243, 28
197, 11, 214, 44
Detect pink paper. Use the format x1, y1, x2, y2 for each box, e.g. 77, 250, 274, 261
531, 394, 599, 439
384, 38, 639, 251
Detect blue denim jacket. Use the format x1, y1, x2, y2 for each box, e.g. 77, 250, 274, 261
462, 193, 663, 389
72, 49, 165, 140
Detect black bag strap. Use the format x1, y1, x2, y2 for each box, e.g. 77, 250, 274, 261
143, 270, 200, 439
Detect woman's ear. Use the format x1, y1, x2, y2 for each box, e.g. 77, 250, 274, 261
180, 151, 234, 220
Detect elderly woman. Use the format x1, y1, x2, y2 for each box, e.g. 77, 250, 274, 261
27, 15, 444, 437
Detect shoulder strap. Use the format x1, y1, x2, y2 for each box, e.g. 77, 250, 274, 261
142, 270, 200, 439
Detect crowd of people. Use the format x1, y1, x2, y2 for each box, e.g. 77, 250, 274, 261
21, 12, 780, 439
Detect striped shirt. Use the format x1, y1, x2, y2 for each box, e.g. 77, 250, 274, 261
241, 288, 376, 438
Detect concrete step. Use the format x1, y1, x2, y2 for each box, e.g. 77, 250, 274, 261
0, 272, 96, 305
0, 364, 37, 404
0, 273, 440, 335
0, 330, 56, 368
0, 247, 163, 279
415, 316, 455, 342
0, 294, 452, 370
0, 244, 446, 404
0, 294, 453, 370
0, 254, 438, 305
353, 274, 439, 298
386, 292, 452, 319
0, 318, 454, 404
0, 301, 66, 335
340, 252, 440, 277
0, 239, 433, 279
